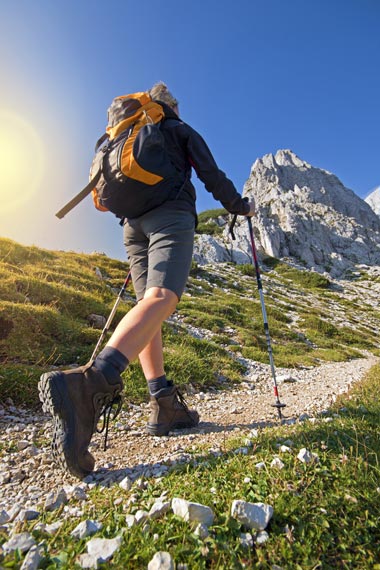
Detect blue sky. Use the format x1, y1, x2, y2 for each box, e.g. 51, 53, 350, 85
0, 0, 379, 260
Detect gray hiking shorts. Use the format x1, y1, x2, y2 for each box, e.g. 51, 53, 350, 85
123, 204, 195, 301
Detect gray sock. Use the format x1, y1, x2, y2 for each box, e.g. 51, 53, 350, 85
148, 375, 169, 395
94, 346, 128, 383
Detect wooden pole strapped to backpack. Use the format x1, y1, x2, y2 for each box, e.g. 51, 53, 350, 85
55, 169, 101, 219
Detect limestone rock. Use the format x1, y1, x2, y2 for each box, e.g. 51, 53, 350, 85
240, 532, 254, 548
240, 149, 380, 277
86, 536, 122, 563
270, 457, 285, 469
148, 551, 175, 570
2, 532, 36, 554
256, 530, 270, 544
297, 448, 319, 464
71, 519, 103, 539
148, 500, 171, 520
119, 475, 133, 491
172, 497, 214, 526
365, 186, 380, 216
231, 500, 273, 530
193, 150, 380, 277
44, 488, 68, 511
20, 545, 42, 570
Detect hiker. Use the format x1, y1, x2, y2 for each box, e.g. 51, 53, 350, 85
39, 82, 256, 479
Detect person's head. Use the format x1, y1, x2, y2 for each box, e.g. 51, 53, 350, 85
149, 82, 179, 115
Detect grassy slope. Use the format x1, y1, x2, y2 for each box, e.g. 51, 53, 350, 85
1, 236, 379, 406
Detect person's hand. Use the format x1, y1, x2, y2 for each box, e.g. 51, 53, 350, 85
246, 199, 256, 217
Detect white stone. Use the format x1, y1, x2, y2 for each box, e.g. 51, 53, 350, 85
15, 509, 40, 522
240, 532, 254, 548
71, 486, 88, 501
125, 514, 136, 528
231, 500, 273, 530
20, 545, 42, 570
279, 445, 292, 453
147, 551, 175, 570
78, 553, 99, 569
44, 488, 68, 511
45, 521, 63, 535
172, 498, 214, 527
86, 536, 122, 562
135, 509, 149, 524
277, 374, 297, 383
270, 457, 285, 469
71, 520, 103, 539
148, 500, 171, 520
256, 530, 269, 544
255, 462, 265, 470
8, 503, 21, 521
119, 475, 133, 491
3, 532, 36, 554
234, 447, 249, 455
297, 448, 315, 464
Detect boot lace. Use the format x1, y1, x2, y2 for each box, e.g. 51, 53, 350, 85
174, 388, 191, 413
95, 392, 123, 451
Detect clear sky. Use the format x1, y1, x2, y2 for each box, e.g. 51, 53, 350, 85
0, 0, 379, 260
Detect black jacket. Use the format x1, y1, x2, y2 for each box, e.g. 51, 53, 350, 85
159, 103, 250, 217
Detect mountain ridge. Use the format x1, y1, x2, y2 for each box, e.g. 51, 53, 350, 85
193, 150, 380, 278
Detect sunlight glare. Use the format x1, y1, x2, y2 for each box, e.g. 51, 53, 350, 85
0, 110, 45, 212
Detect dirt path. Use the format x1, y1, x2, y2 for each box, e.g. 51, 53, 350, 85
0, 356, 377, 514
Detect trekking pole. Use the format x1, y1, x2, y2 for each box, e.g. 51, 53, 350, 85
229, 213, 286, 421
90, 271, 132, 362
246, 216, 286, 420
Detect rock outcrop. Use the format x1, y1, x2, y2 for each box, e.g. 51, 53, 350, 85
365, 186, 380, 216
193, 150, 380, 277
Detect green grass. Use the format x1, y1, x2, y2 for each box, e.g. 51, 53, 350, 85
274, 262, 331, 289
1, 237, 379, 406
195, 208, 228, 237
2, 365, 379, 569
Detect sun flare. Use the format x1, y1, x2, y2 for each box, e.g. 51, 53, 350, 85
0, 109, 45, 212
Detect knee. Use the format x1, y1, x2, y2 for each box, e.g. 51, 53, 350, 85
143, 287, 178, 314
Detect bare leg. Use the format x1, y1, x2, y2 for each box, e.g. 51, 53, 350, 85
106, 287, 177, 363
138, 329, 165, 381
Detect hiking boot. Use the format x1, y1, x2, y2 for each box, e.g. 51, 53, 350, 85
38, 363, 123, 479
146, 382, 199, 436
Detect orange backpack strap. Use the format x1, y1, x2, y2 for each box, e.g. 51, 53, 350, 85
106, 93, 164, 139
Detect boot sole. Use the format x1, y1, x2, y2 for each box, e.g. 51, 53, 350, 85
146, 418, 199, 437
38, 372, 92, 479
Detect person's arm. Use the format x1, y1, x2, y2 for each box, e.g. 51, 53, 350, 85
185, 126, 254, 216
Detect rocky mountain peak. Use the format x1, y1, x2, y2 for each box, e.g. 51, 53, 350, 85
247, 150, 377, 228
193, 150, 380, 277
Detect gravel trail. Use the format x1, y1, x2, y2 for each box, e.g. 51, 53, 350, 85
0, 356, 377, 516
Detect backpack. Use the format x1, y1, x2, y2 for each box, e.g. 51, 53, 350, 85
55, 92, 184, 220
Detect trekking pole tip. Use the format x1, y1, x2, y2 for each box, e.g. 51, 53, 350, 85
271, 401, 286, 421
